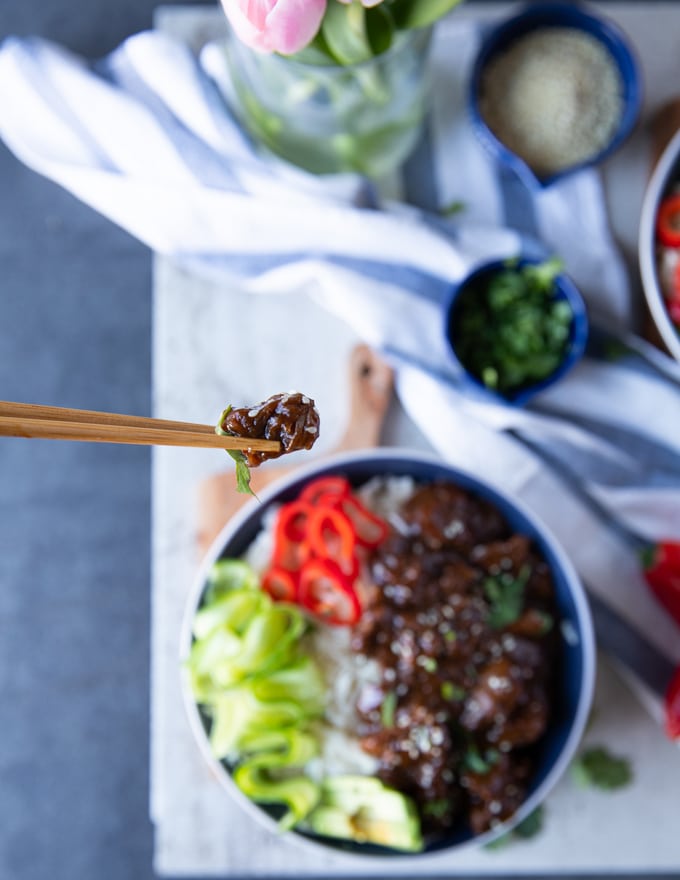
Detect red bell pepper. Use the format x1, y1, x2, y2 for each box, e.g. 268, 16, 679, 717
262, 567, 298, 603
262, 475, 391, 626
335, 495, 388, 547
669, 297, 680, 327
307, 507, 357, 576
656, 194, 680, 248
299, 476, 351, 506
298, 558, 361, 626
665, 665, 680, 741
642, 540, 680, 627
272, 501, 313, 571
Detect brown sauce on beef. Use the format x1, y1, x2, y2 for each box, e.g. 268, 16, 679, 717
352, 480, 558, 837
220, 392, 320, 466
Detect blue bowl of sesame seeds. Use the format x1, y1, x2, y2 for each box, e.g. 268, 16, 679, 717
469, 1, 642, 188
181, 449, 595, 860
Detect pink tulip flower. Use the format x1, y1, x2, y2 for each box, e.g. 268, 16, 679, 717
337, 0, 384, 5
220, 0, 328, 55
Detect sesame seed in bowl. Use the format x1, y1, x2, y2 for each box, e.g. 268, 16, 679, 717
469, 1, 642, 188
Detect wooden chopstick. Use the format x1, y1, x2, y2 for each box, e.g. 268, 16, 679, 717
0, 402, 281, 453
0, 401, 213, 432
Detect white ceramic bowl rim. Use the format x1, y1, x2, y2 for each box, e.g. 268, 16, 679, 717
639, 126, 680, 362
179, 448, 596, 863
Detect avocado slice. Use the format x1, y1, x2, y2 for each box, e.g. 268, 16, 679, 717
306, 775, 423, 853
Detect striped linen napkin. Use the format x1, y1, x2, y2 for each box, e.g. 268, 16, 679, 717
0, 18, 678, 725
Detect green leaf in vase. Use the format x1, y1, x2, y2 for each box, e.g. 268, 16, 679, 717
365, 4, 395, 56
322, 0, 373, 66
290, 30, 339, 66
390, 0, 465, 31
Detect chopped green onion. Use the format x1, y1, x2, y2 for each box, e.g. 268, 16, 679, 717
452, 258, 573, 397
381, 690, 397, 728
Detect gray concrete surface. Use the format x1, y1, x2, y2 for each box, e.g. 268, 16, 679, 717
0, 3, 205, 880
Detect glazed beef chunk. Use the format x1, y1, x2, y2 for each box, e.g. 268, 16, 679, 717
220, 392, 320, 466
352, 481, 558, 837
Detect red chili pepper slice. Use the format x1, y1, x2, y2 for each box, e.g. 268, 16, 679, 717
642, 540, 680, 626
298, 476, 352, 506
651, 540, 680, 570
665, 665, 680, 741
656, 194, 680, 248
644, 564, 680, 625
298, 558, 361, 626
336, 495, 388, 547
272, 501, 313, 572
276, 501, 312, 542
262, 567, 298, 602
672, 260, 680, 303
669, 298, 680, 327
307, 507, 357, 576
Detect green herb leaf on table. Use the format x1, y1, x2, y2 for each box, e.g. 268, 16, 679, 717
514, 805, 545, 838
440, 199, 466, 217
484, 565, 530, 629
484, 805, 545, 851
570, 746, 633, 790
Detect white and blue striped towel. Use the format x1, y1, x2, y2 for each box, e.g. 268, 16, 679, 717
0, 17, 678, 721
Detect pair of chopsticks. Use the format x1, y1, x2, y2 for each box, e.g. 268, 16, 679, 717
0, 401, 281, 453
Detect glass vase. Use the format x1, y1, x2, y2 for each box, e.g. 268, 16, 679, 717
222, 26, 433, 178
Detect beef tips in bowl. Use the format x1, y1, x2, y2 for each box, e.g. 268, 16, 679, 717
180, 450, 595, 858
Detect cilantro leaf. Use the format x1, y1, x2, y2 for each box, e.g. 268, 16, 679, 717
216, 405, 256, 497
483, 832, 512, 851
440, 199, 466, 217
227, 449, 255, 496
570, 746, 633, 791
522, 257, 564, 293
463, 744, 499, 775
423, 798, 450, 819
514, 805, 544, 838
484, 565, 530, 629
484, 805, 545, 851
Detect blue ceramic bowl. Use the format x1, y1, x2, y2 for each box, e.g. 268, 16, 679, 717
469, 1, 642, 188
444, 257, 589, 406
181, 449, 595, 860
639, 126, 680, 362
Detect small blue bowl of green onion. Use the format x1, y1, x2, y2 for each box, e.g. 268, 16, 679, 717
444, 257, 589, 406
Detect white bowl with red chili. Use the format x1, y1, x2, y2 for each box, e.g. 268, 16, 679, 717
180, 450, 595, 859
640, 126, 680, 361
